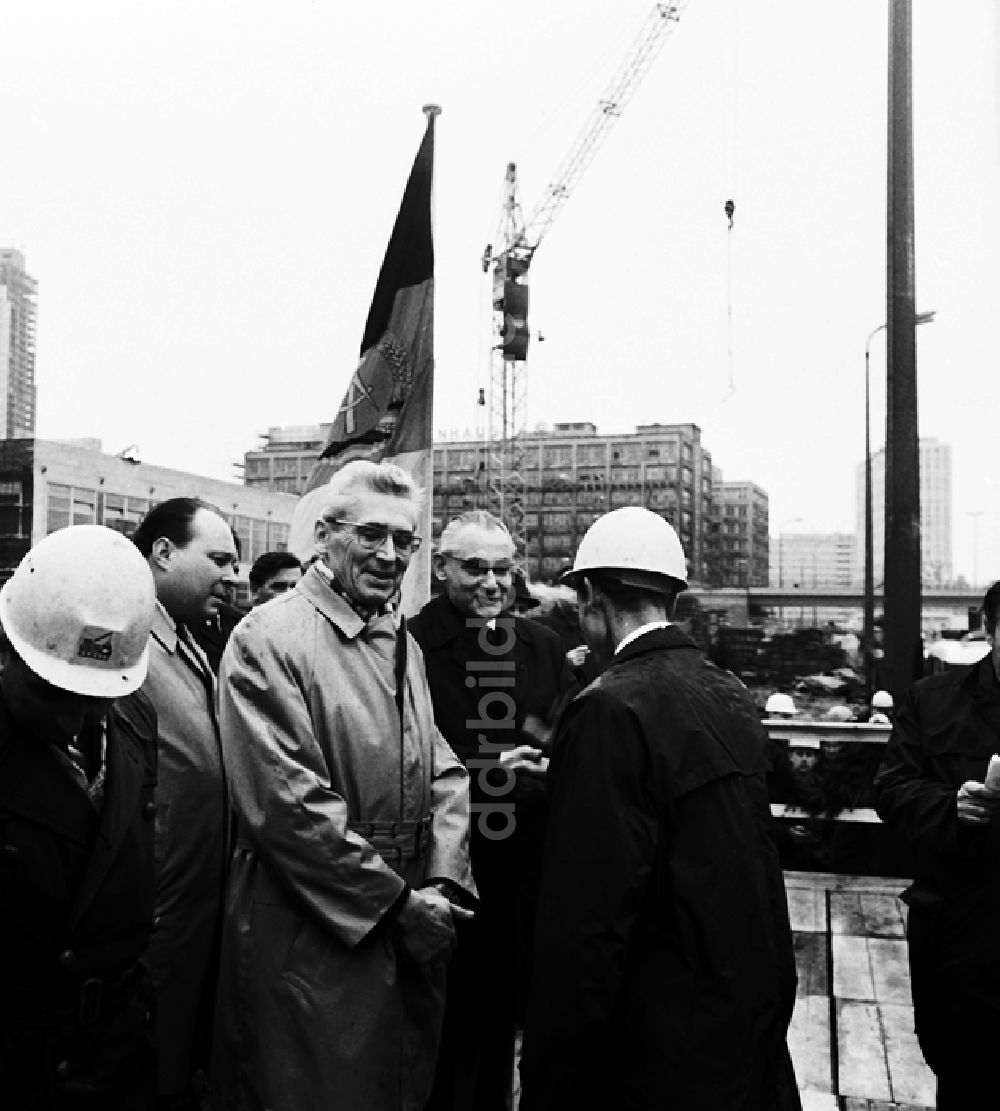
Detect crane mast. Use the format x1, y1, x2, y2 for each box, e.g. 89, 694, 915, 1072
485, 3, 688, 561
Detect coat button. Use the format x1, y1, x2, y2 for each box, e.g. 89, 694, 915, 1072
58, 949, 75, 969
152, 914, 162, 933
55, 1060, 71, 1081
143, 800, 156, 819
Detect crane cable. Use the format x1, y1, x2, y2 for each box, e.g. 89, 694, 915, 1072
721, 0, 739, 401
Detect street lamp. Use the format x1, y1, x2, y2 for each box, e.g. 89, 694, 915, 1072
864, 310, 935, 699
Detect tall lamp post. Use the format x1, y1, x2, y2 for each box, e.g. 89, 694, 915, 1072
864, 310, 935, 701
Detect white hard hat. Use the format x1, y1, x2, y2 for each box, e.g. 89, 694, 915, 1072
562, 507, 688, 592
871, 689, 894, 710
788, 736, 820, 751
765, 692, 798, 716
0, 525, 155, 697
822, 705, 854, 722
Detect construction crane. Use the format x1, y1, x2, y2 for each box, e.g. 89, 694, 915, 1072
482, 2, 690, 561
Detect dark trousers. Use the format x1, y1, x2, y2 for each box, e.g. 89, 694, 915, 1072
425, 906, 518, 1111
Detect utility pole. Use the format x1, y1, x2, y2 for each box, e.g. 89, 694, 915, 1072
883, 0, 923, 703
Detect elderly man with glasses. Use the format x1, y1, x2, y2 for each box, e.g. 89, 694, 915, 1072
211, 460, 476, 1111
409, 510, 572, 1111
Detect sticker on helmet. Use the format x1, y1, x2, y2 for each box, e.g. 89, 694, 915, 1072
73, 627, 115, 664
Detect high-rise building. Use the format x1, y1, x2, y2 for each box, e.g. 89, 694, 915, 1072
708, 471, 770, 586
244, 420, 716, 583
770, 532, 857, 589
855, 437, 952, 586
0, 250, 38, 438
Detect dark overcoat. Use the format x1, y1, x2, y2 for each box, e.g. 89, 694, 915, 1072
0, 691, 158, 1110
519, 625, 800, 1111
874, 653, 1000, 1074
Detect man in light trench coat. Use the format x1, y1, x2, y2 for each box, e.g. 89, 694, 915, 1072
211, 460, 476, 1111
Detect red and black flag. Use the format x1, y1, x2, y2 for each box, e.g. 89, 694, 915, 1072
290, 108, 439, 609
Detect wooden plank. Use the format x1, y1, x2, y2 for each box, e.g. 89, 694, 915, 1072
830, 890, 866, 936
859, 892, 906, 938
794, 932, 829, 996
881, 1002, 936, 1105
787, 885, 826, 932
784, 870, 909, 895
832, 934, 875, 1001
836, 999, 891, 1100
787, 993, 832, 1093
800, 1092, 839, 1111
869, 939, 912, 1005
842, 1101, 933, 1111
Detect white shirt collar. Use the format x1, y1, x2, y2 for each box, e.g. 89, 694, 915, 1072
615, 620, 671, 656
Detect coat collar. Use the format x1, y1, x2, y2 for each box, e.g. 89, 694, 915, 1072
610, 623, 697, 669
412, 593, 527, 651
297, 562, 377, 641
151, 599, 178, 654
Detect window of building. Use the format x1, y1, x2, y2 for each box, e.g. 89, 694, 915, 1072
577, 444, 606, 466
72, 489, 97, 526
231, 515, 251, 558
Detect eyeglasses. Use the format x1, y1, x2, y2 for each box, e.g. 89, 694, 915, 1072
326, 519, 422, 554
444, 556, 514, 579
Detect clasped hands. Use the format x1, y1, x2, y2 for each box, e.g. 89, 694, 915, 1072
957, 780, 1000, 827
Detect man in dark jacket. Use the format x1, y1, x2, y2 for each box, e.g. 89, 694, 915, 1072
519, 507, 800, 1111
874, 580, 1000, 1109
0, 525, 159, 1109
409, 510, 571, 1111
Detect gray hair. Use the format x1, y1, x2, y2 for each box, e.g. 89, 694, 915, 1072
438, 510, 513, 555
316, 460, 421, 527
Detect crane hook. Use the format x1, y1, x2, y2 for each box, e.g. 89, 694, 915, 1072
724, 199, 735, 229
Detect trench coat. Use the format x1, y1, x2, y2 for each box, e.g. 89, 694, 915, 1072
519, 625, 801, 1111
0, 691, 158, 1110
212, 565, 475, 1111
874, 653, 1000, 1081
141, 602, 231, 1097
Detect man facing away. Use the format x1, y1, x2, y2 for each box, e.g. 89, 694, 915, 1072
519, 506, 801, 1111
874, 580, 1000, 1109
0, 525, 159, 1109
132, 498, 239, 1110
409, 511, 571, 1111
212, 460, 475, 1111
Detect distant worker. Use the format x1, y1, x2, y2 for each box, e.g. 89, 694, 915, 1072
519, 507, 800, 1110
874, 580, 1000, 1109
248, 550, 302, 606
869, 689, 894, 725
765, 692, 799, 719
0, 526, 159, 1108
133, 498, 240, 1108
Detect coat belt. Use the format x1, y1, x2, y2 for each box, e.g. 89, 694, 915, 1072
347, 815, 433, 862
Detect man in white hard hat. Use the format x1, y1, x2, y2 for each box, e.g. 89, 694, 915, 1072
132, 497, 239, 1110
0, 525, 158, 1108
765, 692, 799, 719
869, 689, 894, 725
519, 507, 801, 1111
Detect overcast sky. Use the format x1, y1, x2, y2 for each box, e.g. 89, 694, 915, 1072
2, 0, 998, 581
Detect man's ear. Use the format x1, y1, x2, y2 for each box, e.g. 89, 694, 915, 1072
150, 537, 173, 572
432, 553, 448, 581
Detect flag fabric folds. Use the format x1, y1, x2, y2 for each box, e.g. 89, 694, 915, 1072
290, 109, 438, 611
